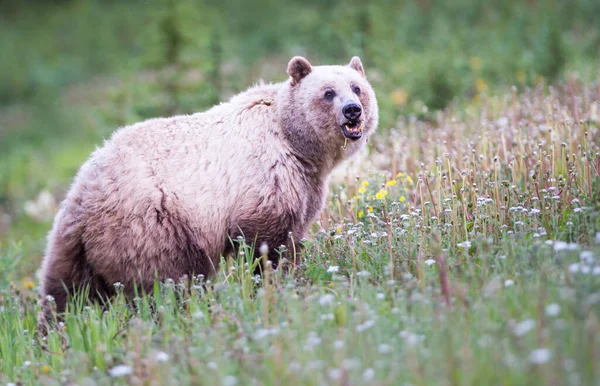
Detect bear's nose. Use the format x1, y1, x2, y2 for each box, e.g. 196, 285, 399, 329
343, 103, 362, 120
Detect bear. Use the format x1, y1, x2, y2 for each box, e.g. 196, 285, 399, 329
39, 56, 379, 317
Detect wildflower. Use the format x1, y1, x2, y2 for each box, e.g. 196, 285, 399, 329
319, 294, 335, 306
553, 241, 578, 252
469, 56, 482, 71
358, 187, 366, 194
356, 319, 376, 332
222, 375, 238, 386
513, 319, 536, 336
259, 242, 269, 256
385, 180, 396, 187
109, 365, 132, 377
154, 351, 170, 363
375, 189, 388, 200
362, 181, 369, 187
406, 176, 413, 184
327, 265, 339, 273
390, 89, 408, 106
475, 78, 488, 93
367, 206, 373, 213
504, 279, 514, 287
336, 227, 342, 233
23, 280, 35, 290
40, 364, 51, 374
529, 348, 552, 364
396, 172, 404, 178
399, 330, 425, 346
399, 196, 406, 203
581, 253, 596, 267
545, 303, 561, 316
328, 368, 343, 380
362, 368, 375, 382
424, 259, 435, 266
457, 241, 472, 249
358, 210, 365, 218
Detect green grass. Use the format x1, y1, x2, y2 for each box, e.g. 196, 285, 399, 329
1, 80, 599, 385
1, 1, 600, 383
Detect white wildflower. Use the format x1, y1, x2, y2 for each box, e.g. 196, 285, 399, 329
259, 242, 269, 256
457, 241, 471, 249
356, 319, 376, 332
222, 375, 238, 386
154, 351, 170, 363
504, 279, 514, 287
328, 368, 342, 380
327, 265, 339, 273
580, 251, 595, 264
513, 319, 536, 336
319, 294, 335, 306
529, 348, 552, 364
545, 303, 561, 316
424, 259, 436, 266
362, 368, 375, 382
109, 365, 132, 377
399, 330, 425, 346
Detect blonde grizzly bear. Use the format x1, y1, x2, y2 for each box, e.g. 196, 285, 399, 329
40, 56, 378, 316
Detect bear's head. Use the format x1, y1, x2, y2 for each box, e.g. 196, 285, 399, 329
278, 56, 379, 170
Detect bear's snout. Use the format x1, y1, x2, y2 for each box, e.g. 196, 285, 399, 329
342, 103, 362, 120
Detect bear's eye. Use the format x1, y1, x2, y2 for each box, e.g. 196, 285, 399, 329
352, 84, 361, 96
323, 89, 336, 101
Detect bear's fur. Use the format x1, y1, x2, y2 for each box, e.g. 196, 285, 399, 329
39, 56, 378, 316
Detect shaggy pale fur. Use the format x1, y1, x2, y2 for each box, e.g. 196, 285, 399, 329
40, 56, 378, 315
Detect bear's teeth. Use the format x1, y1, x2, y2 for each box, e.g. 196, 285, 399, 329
345, 123, 362, 133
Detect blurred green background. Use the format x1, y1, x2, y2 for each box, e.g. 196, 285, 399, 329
0, 0, 599, 279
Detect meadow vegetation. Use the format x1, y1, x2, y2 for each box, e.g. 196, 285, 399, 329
1, 0, 599, 384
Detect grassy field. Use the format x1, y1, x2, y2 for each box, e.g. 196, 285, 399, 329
1, 0, 600, 385
1, 79, 599, 385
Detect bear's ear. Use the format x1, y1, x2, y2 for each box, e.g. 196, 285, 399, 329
287, 56, 312, 86
348, 56, 365, 78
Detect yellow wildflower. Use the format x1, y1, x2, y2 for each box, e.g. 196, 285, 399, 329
336, 227, 342, 233
475, 78, 488, 94
390, 89, 408, 106
469, 56, 482, 71
367, 206, 373, 213
396, 172, 404, 178
328, 282, 334, 288
385, 180, 397, 187
358, 210, 365, 219
358, 187, 366, 194
361, 181, 369, 187
406, 175, 413, 184
23, 280, 35, 290
40, 365, 51, 374
399, 196, 406, 203
375, 189, 388, 200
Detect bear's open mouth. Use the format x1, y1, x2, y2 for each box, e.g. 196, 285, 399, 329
341, 119, 363, 140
